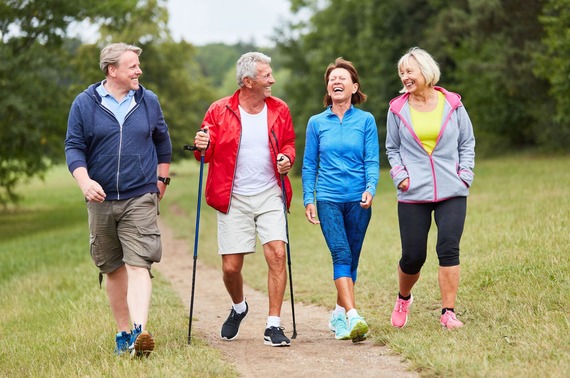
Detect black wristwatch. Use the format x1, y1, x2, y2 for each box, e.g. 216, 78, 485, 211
158, 176, 171, 185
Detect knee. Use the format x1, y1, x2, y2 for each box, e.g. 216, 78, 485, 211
438, 250, 460, 266
265, 242, 286, 267
399, 255, 425, 275
222, 262, 242, 277
437, 241, 460, 266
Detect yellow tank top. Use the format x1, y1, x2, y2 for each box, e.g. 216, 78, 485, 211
410, 92, 445, 154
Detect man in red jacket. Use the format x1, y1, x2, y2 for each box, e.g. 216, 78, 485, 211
194, 52, 295, 347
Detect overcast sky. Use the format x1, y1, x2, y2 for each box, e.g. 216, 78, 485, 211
167, 0, 295, 46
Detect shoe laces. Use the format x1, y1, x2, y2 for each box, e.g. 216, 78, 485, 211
227, 309, 245, 325
268, 326, 285, 335
332, 313, 347, 329
442, 311, 462, 327
396, 298, 411, 312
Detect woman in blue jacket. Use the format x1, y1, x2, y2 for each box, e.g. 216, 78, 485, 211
386, 47, 475, 330
302, 58, 379, 342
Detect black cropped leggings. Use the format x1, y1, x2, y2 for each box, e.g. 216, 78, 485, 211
398, 197, 466, 275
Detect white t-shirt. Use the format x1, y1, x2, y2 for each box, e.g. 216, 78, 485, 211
233, 104, 277, 195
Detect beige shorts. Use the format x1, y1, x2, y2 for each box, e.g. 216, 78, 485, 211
87, 192, 162, 273
217, 185, 287, 254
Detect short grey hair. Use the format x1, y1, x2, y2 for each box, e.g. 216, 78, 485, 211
398, 47, 440, 93
100, 43, 142, 75
236, 52, 271, 87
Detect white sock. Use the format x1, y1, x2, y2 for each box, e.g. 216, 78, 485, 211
266, 316, 280, 328
334, 304, 346, 316
347, 309, 360, 319
233, 300, 247, 314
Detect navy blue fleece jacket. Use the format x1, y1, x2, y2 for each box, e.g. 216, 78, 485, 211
65, 82, 172, 200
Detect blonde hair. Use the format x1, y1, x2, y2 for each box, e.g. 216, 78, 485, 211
398, 47, 440, 93
99, 43, 142, 75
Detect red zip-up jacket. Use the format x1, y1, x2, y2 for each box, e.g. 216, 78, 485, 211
194, 89, 296, 214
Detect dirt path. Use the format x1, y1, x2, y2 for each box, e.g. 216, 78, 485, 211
155, 218, 418, 377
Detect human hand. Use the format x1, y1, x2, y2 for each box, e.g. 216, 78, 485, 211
80, 179, 106, 202
305, 204, 320, 224
277, 154, 291, 175
194, 127, 209, 151
360, 191, 373, 209
398, 178, 409, 191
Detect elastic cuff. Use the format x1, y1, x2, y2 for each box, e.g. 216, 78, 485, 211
333, 264, 352, 280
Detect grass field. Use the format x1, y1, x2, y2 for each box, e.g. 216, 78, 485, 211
1, 153, 569, 377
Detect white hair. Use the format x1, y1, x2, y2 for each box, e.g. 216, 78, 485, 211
236, 52, 271, 87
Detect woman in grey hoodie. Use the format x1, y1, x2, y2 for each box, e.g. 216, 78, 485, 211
385, 47, 475, 329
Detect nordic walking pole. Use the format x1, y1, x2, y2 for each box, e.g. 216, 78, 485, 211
279, 158, 297, 339
183, 131, 206, 345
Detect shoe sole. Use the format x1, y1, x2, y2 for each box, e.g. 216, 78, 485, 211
132, 331, 154, 357
335, 332, 351, 340
441, 322, 464, 330
352, 334, 367, 343
220, 312, 248, 341
263, 337, 291, 347
349, 320, 369, 342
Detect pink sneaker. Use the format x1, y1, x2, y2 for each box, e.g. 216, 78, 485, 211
440, 310, 464, 329
391, 294, 413, 328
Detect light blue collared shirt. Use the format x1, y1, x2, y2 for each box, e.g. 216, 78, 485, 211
96, 81, 136, 126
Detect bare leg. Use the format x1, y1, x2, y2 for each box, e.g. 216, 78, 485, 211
106, 265, 130, 332
222, 254, 245, 304
334, 277, 355, 311
438, 265, 460, 308
126, 264, 152, 330
263, 240, 287, 316
398, 265, 421, 297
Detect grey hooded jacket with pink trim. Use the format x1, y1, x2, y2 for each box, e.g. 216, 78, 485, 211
385, 86, 475, 203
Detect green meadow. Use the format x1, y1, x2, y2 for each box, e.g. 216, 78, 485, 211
1, 154, 568, 377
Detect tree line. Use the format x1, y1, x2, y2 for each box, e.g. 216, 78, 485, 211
279, 0, 570, 171
1, 0, 568, 204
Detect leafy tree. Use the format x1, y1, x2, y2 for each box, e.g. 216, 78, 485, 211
533, 0, 570, 149
0, 0, 137, 205
277, 0, 438, 171
279, 0, 566, 167
426, 0, 551, 154
0, 0, 217, 204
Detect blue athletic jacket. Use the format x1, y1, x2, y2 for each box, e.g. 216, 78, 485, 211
302, 105, 380, 206
65, 82, 172, 201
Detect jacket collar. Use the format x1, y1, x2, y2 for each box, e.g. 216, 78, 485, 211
389, 86, 462, 114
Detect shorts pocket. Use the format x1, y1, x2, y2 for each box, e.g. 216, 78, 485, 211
135, 225, 162, 263
89, 234, 105, 268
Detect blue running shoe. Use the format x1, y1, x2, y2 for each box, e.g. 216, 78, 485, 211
115, 331, 131, 355
329, 312, 351, 340
348, 316, 369, 343
129, 323, 155, 357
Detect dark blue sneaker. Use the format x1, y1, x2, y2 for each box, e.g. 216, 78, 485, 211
129, 323, 154, 357
263, 326, 291, 347
221, 302, 248, 340
115, 331, 131, 355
